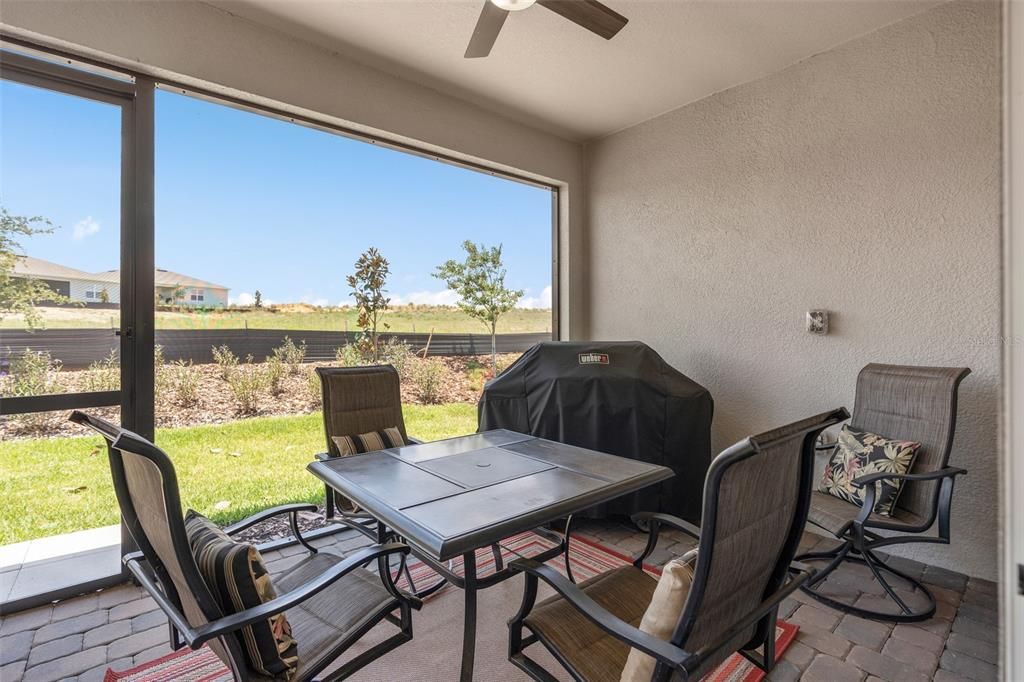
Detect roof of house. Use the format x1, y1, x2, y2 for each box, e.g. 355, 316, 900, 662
13, 256, 101, 281
91, 268, 228, 291
14, 256, 228, 291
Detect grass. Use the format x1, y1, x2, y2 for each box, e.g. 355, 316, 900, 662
1, 305, 553, 334
0, 404, 477, 545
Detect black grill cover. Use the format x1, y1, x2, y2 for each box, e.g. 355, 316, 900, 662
478, 341, 713, 523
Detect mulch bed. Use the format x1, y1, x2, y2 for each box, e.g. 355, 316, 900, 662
230, 504, 334, 546
0, 354, 519, 441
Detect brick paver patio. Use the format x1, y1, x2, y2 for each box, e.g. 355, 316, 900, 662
0, 520, 999, 682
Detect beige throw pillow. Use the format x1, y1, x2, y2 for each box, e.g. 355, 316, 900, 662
619, 556, 695, 682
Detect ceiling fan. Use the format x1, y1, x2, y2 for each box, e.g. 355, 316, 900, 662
465, 0, 628, 59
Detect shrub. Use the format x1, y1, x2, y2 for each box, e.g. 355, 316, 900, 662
410, 357, 447, 404
3, 350, 63, 398
226, 355, 266, 415
334, 343, 363, 367
466, 365, 492, 393
496, 352, 520, 374
81, 350, 119, 392
272, 336, 306, 375
211, 344, 238, 380
379, 337, 415, 377
166, 360, 200, 407
305, 367, 322, 408
154, 345, 172, 397
264, 356, 285, 396
1, 351, 64, 434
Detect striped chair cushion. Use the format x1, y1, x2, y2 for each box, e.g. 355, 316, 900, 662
184, 511, 299, 679
331, 427, 405, 457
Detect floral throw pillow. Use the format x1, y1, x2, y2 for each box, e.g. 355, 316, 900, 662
819, 425, 921, 516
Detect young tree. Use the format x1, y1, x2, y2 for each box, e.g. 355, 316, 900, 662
253, 290, 263, 308
170, 284, 186, 306
0, 207, 70, 331
347, 247, 391, 362
434, 241, 523, 373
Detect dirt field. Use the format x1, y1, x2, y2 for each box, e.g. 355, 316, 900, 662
0, 303, 552, 333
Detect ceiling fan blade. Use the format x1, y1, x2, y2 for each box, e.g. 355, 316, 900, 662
465, 1, 510, 58
537, 0, 628, 40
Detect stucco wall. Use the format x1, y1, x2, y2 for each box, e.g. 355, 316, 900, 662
584, 0, 1002, 578
0, 0, 583, 338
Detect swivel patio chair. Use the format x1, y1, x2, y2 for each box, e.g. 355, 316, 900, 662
507, 408, 849, 682
70, 411, 418, 682
796, 363, 971, 622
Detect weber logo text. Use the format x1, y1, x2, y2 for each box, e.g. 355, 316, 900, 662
579, 353, 610, 365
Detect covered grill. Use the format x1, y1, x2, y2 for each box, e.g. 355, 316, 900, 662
478, 341, 713, 523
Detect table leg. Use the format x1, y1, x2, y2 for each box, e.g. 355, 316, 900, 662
460, 550, 478, 682
563, 514, 576, 584
491, 543, 504, 572
376, 521, 396, 589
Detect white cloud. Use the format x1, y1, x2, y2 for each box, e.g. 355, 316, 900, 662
517, 285, 552, 309
300, 294, 328, 307
72, 217, 100, 240
231, 292, 255, 306
392, 289, 460, 306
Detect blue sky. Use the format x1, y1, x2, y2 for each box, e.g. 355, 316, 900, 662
0, 80, 553, 308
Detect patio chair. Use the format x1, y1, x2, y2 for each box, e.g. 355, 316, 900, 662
70, 411, 418, 682
796, 363, 971, 622
507, 407, 849, 682
315, 365, 419, 526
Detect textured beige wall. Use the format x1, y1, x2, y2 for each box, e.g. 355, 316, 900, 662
584, 1, 1002, 578
0, 0, 584, 338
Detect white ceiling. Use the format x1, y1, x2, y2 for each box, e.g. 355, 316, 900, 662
210, 0, 942, 141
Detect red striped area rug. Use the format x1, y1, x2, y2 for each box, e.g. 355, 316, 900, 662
396, 530, 649, 593
103, 648, 231, 682
104, 532, 797, 682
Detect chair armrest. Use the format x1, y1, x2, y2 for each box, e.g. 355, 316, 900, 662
851, 467, 966, 533
222, 503, 319, 536
407, 436, 424, 445
193, 542, 410, 645
127, 542, 412, 649
851, 467, 967, 488
631, 512, 701, 540
508, 558, 692, 670
630, 512, 701, 565
314, 451, 332, 461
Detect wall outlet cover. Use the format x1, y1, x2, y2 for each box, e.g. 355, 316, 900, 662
807, 310, 829, 335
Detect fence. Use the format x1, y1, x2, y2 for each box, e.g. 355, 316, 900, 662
0, 328, 550, 369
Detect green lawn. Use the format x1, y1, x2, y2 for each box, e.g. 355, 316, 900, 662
1, 305, 553, 333
0, 404, 477, 545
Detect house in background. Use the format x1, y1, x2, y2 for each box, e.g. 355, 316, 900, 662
12, 256, 229, 307
93, 267, 230, 307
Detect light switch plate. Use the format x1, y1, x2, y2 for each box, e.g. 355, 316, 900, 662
807, 310, 829, 335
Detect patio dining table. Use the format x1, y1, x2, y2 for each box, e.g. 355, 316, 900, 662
307, 428, 674, 681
